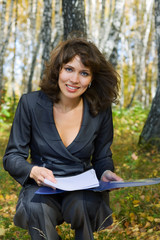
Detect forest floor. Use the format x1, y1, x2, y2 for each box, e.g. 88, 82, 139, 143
0, 104, 160, 240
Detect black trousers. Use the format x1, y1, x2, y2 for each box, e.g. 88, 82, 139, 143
14, 185, 113, 240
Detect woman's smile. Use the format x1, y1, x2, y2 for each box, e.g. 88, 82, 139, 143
66, 84, 79, 92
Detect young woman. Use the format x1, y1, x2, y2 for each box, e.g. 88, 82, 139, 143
3, 38, 122, 240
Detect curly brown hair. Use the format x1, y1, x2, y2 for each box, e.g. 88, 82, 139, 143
40, 38, 120, 116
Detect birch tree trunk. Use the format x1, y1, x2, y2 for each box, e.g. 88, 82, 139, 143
85, 0, 91, 38
11, 0, 18, 103
0, 0, 14, 100
139, 0, 160, 148
27, 27, 42, 92
127, 0, 154, 108
62, 0, 87, 40
0, 0, 6, 100
51, 0, 63, 50
141, 0, 154, 106
98, 0, 106, 47
40, 0, 52, 79
27, 0, 40, 92
103, 0, 125, 60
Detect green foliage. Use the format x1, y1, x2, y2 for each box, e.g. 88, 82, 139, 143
0, 102, 160, 239
0, 91, 18, 124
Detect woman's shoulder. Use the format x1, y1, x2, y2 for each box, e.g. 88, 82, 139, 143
21, 90, 41, 99
84, 97, 112, 127
19, 90, 51, 109
20, 90, 50, 102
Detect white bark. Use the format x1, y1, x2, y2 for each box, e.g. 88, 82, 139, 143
141, 0, 154, 105
119, 21, 125, 107
127, 0, 154, 108
0, 0, 14, 97
103, 0, 125, 59
51, 0, 63, 49
41, 0, 52, 78
11, 0, 18, 101
0, 0, 7, 96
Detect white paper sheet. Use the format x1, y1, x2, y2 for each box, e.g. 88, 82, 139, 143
43, 169, 99, 191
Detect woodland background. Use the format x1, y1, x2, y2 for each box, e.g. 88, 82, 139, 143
0, 0, 160, 239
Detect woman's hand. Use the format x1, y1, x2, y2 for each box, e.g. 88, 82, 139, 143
101, 170, 123, 182
30, 166, 57, 186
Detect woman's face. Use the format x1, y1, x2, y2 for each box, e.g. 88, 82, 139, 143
58, 55, 92, 101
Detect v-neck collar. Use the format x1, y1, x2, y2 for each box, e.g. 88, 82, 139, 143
34, 91, 96, 157
52, 97, 86, 149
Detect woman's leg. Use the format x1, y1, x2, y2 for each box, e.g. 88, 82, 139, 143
14, 185, 64, 240
61, 190, 113, 240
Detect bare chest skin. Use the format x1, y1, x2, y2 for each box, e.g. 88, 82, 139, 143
53, 100, 83, 148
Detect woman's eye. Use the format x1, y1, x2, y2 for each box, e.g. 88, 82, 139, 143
81, 71, 89, 76
65, 67, 72, 72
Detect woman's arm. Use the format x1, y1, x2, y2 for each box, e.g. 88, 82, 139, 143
3, 94, 34, 185
92, 107, 121, 180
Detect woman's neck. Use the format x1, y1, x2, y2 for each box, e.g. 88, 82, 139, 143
54, 96, 83, 113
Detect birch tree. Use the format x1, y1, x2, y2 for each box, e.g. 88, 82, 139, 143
127, 0, 154, 108
102, 0, 125, 60
11, 0, 18, 102
27, 0, 40, 92
40, 0, 52, 79
51, 0, 63, 49
139, 0, 160, 148
62, 0, 87, 40
0, 0, 14, 100
0, 0, 7, 99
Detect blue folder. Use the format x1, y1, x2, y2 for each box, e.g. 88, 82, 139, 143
35, 178, 160, 195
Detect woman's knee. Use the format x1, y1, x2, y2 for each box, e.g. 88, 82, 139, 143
62, 191, 86, 226
62, 191, 101, 228
14, 186, 44, 229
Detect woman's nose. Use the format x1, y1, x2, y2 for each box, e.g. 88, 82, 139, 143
70, 72, 79, 83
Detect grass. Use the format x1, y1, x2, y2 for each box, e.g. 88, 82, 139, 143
0, 104, 160, 239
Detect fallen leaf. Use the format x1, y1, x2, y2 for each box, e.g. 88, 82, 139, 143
140, 195, 145, 201
147, 216, 154, 222
144, 222, 151, 228
0, 194, 4, 201
154, 204, 160, 208
132, 153, 138, 160
0, 228, 5, 236
154, 218, 160, 223
124, 221, 130, 228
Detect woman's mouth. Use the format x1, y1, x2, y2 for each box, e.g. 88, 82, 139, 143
66, 84, 80, 92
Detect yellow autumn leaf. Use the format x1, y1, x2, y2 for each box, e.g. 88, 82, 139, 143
147, 228, 153, 233
146, 195, 151, 202
5, 194, 11, 200
5, 194, 17, 201
132, 225, 139, 232
152, 169, 158, 176
140, 232, 147, 237
0, 194, 4, 201
133, 200, 140, 207
133, 200, 140, 205
154, 218, 160, 223
139, 212, 146, 217
2, 213, 10, 218
0, 228, 5, 236
56, 226, 62, 236
144, 221, 151, 228
130, 212, 135, 219
154, 204, 160, 208
147, 216, 154, 222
